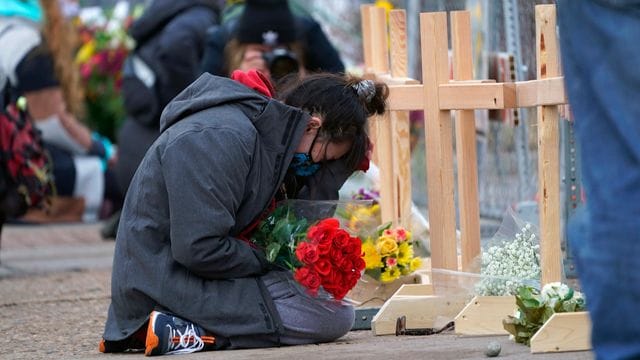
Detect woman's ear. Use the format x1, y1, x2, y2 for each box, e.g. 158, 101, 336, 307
307, 116, 322, 132
307, 116, 322, 129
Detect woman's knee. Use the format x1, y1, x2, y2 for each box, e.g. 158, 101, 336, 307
314, 303, 355, 342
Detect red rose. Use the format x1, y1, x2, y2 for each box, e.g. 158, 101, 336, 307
313, 258, 332, 276
307, 218, 340, 242
332, 230, 351, 249
343, 236, 363, 256
332, 287, 349, 301
318, 218, 340, 229
294, 267, 321, 293
350, 256, 366, 272
316, 236, 333, 255
329, 247, 345, 266
347, 273, 360, 289
295, 242, 319, 265
321, 271, 353, 300
322, 268, 343, 289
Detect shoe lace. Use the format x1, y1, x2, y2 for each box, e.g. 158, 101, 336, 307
165, 323, 205, 355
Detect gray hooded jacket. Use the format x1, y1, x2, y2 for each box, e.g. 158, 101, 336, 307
103, 73, 353, 342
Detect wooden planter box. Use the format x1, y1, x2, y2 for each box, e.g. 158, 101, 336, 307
347, 273, 425, 308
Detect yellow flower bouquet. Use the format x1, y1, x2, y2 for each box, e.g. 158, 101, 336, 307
362, 225, 422, 283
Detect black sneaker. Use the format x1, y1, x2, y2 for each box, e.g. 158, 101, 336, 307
145, 310, 215, 356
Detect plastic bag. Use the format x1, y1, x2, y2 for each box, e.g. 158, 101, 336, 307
338, 162, 432, 256
474, 206, 541, 296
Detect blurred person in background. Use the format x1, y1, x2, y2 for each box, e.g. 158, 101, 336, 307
559, 1, 640, 359
0, 0, 121, 223
110, 0, 219, 238
201, 0, 344, 83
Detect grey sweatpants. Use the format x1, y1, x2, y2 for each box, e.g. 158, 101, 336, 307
225, 270, 355, 349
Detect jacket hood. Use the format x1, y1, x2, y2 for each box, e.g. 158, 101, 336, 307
129, 0, 218, 45
159, 73, 261, 132
160, 73, 308, 137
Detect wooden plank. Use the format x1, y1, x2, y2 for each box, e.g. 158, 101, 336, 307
369, 6, 390, 174
388, 9, 412, 229
394, 283, 435, 296
387, 80, 502, 111
360, 4, 377, 164
387, 84, 424, 110
390, 111, 411, 228
360, 4, 374, 72
372, 292, 468, 335
536, 4, 562, 285
450, 11, 480, 272
364, 6, 396, 225
377, 74, 419, 85
348, 273, 427, 308
439, 82, 516, 110
454, 296, 515, 335
389, 9, 408, 78
530, 312, 592, 353
421, 12, 458, 271
376, 111, 395, 225
369, 6, 389, 73
516, 77, 567, 107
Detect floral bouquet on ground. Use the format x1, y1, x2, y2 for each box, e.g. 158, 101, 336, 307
475, 208, 541, 296
503, 282, 586, 345
361, 224, 423, 283
75, 3, 137, 140
250, 201, 367, 300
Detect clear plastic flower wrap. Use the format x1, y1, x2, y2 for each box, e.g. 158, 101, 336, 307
473, 207, 541, 296
334, 199, 427, 307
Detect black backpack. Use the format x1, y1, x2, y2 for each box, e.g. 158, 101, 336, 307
121, 50, 163, 127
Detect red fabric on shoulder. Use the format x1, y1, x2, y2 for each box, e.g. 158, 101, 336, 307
230, 69, 275, 98
356, 137, 374, 172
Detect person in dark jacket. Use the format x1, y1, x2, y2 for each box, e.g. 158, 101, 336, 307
105, 0, 218, 238
99, 70, 387, 356
200, 0, 344, 82
114, 0, 218, 206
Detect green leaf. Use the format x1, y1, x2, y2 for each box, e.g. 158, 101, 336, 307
266, 243, 282, 263
365, 268, 382, 280
541, 306, 556, 324
376, 221, 393, 236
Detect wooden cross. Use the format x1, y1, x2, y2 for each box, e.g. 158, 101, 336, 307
362, 5, 566, 284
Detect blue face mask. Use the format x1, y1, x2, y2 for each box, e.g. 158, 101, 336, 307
289, 153, 321, 177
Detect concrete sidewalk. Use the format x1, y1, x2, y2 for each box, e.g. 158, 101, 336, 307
0, 223, 593, 360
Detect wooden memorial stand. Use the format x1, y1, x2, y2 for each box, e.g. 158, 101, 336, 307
360, 4, 591, 353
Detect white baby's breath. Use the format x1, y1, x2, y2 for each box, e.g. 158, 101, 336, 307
475, 223, 541, 296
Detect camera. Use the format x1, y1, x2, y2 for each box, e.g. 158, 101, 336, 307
262, 47, 299, 80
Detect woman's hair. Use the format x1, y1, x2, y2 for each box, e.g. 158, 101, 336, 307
277, 73, 388, 170
39, 0, 84, 118
223, 39, 305, 78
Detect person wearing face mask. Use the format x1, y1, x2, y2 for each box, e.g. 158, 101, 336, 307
99, 70, 387, 355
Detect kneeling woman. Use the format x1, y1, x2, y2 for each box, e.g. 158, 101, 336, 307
99, 71, 387, 355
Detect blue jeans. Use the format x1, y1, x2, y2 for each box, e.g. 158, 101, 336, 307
558, 1, 640, 359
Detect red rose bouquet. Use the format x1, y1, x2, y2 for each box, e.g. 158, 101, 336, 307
251, 201, 367, 300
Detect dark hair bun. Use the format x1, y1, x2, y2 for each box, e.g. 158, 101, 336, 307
346, 76, 388, 116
